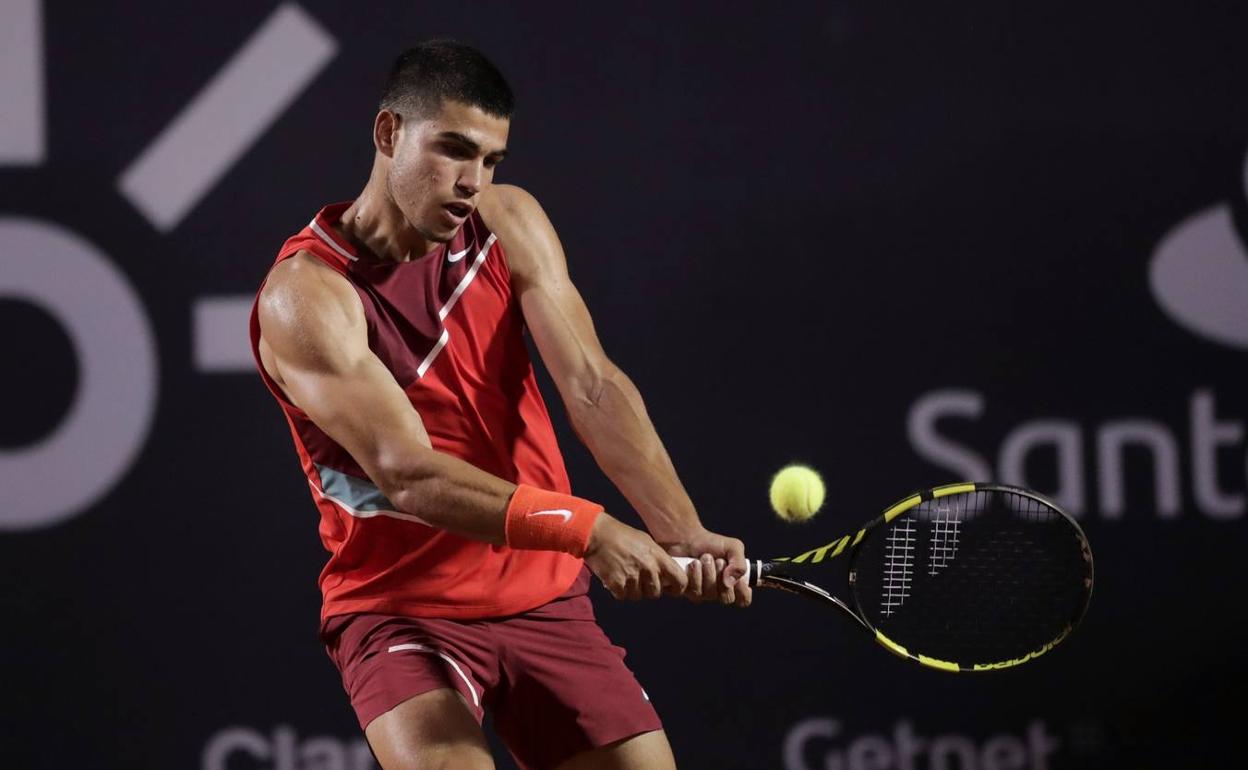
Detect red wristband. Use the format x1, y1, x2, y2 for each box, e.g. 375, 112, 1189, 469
504, 484, 603, 557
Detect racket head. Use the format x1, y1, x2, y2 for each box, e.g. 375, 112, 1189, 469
847, 483, 1093, 672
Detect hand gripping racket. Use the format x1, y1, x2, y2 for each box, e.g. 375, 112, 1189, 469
675, 482, 1093, 672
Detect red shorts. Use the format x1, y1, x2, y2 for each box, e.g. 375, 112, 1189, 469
321, 569, 662, 770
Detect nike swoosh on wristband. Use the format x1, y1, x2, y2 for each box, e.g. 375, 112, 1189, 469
1149, 203, 1248, 350
528, 509, 573, 523
447, 247, 469, 263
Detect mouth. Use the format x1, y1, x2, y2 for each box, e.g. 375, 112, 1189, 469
442, 201, 472, 222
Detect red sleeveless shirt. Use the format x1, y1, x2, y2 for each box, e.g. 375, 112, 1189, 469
249, 202, 584, 621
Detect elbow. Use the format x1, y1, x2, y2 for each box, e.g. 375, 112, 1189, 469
371, 446, 441, 516
567, 364, 625, 416
567, 366, 645, 444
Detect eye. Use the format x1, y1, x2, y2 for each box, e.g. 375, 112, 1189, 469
439, 142, 473, 160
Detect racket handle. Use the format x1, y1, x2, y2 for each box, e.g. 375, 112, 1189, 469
671, 556, 758, 587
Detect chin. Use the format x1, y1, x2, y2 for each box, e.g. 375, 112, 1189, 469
415, 222, 457, 244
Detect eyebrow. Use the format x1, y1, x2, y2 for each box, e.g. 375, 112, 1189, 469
438, 131, 507, 159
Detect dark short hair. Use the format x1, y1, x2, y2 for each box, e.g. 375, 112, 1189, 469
379, 40, 514, 120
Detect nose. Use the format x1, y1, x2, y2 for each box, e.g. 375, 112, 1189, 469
456, 162, 484, 197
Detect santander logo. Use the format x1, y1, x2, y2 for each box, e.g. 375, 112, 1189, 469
906, 147, 1248, 520
1148, 148, 1248, 349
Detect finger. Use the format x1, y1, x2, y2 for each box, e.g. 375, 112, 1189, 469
607, 580, 626, 601
643, 566, 663, 599
714, 558, 737, 604
734, 579, 753, 608
657, 552, 688, 596
700, 554, 718, 602
722, 538, 748, 588
715, 557, 734, 604
625, 575, 642, 602
685, 558, 703, 601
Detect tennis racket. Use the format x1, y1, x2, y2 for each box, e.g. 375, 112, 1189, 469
675, 482, 1093, 672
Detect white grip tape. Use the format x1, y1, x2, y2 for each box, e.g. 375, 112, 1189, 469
672, 556, 753, 585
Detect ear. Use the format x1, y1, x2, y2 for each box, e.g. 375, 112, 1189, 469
374, 110, 401, 158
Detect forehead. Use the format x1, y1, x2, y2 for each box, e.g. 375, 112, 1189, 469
418, 99, 509, 151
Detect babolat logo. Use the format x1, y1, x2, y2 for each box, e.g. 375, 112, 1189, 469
783, 718, 1062, 770
970, 632, 1068, 671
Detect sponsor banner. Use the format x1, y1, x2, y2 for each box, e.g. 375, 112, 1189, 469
784, 718, 1066, 770
202, 726, 376, 770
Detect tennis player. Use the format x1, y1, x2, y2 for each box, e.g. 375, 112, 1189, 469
249, 40, 751, 770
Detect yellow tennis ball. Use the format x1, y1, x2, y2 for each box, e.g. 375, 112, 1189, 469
769, 465, 825, 522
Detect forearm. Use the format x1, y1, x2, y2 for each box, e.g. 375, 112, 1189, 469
568, 367, 702, 541
378, 448, 613, 554
379, 450, 517, 544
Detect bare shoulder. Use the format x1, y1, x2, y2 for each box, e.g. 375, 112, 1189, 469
479, 183, 544, 226
258, 251, 365, 365
261, 252, 360, 324
478, 184, 564, 282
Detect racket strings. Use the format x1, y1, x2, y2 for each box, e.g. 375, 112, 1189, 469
928, 498, 962, 576
854, 489, 1090, 664
881, 518, 916, 616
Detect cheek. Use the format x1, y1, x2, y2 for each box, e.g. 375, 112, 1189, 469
391, 158, 448, 207
390, 161, 424, 198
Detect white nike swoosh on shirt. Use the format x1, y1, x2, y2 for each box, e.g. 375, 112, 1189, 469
448, 248, 470, 263
528, 509, 573, 523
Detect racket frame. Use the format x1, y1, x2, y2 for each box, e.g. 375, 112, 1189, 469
747, 482, 1093, 672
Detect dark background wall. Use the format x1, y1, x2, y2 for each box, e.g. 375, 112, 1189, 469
2, 2, 1246, 768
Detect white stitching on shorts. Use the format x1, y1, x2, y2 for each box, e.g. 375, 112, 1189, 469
386, 643, 481, 709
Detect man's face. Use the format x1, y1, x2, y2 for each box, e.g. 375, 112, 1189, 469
383, 99, 509, 243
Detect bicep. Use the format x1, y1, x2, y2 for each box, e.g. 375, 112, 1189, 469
521, 268, 618, 405
257, 259, 432, 479
486, 187, 616, 405
278, 343, 434, 460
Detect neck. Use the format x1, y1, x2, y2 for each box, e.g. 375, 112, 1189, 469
336, 161, 433, 263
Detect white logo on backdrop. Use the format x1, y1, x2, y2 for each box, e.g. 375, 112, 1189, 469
783, 717, 1061, 770
0, 219, 156, 529
1148, 149, 1248, 350
203, 725, 377, 770
907, 146, 1247, 519
0, 2, 336, 530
